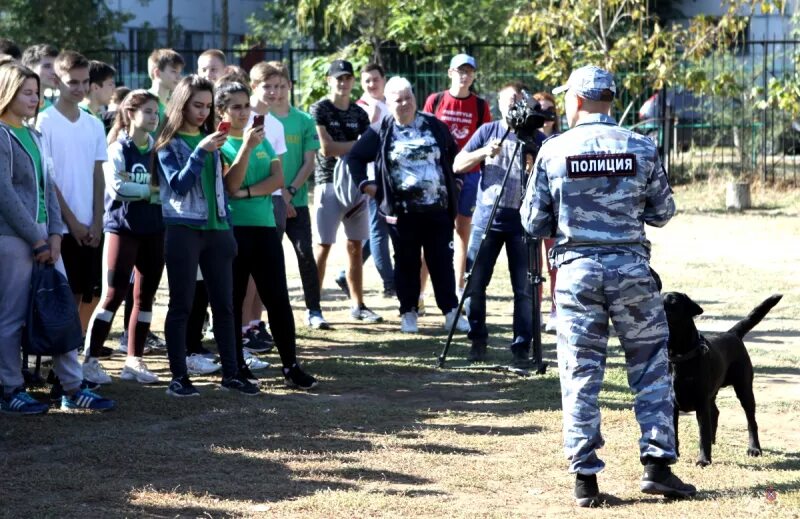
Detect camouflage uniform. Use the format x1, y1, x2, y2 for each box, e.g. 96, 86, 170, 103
521, 109, 677, 475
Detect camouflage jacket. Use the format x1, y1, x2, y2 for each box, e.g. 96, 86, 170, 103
521, 113, 675, 267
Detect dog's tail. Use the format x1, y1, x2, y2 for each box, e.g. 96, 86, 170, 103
728, 294, 783, 339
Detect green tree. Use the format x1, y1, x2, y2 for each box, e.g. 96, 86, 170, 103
0, 0, 134, 52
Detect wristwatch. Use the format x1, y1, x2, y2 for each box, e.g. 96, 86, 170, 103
286, 185, 298, 196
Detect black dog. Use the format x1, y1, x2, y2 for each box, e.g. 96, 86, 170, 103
662, 292, 783, 467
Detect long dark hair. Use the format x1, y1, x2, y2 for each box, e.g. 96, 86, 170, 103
107, 89, 159, 144
214, 80, 250, 117
155, 75, 215, 152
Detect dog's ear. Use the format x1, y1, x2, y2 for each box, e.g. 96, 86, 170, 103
681, 293, 704, 316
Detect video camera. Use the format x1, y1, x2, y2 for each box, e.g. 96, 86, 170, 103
504, 90, 556, 148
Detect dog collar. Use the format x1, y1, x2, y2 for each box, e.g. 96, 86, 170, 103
669, 335, 710, 365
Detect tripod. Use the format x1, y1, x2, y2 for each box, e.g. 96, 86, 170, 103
437, 134, 547, 376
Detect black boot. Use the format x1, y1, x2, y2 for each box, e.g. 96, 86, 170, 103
574, 473, 600, 507
468, 341, 487, 362
510, 342, 530, 368
640, 459, 697, 498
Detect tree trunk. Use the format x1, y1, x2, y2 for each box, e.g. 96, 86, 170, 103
726, 182, 751, 211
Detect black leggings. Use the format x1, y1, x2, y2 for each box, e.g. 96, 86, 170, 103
232, 226, 297, 369
86, 231, 165, 357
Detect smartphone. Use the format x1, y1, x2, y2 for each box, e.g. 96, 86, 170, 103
217, 121, 231, 133
253, 114, 265, 127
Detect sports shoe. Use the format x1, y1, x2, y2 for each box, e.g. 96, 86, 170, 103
238, 365, 260, 383
574, 474, 601, 507
96, 345, 114, 359
61, 388, 116, 411
417, 298, 427, 317
306, 310, 331, 330
400, 311, 418, 333
166, 376, 200, 397
243, 326, 272, 354
283, 363, 318, 390
640, 462, 696, 498
1, 389, 49, 415
255, 321, 274, 346
335, 272, 351, 297
83, 357, 112, 385
444, 308, 470, 332
187, 344, 217, 361
220, 373, 261, 396
351, 304, 383, 323
145, 331, 167, 351
510, 342, 530, 367
117, 331, 154, 355
120, 357, 160, 384
244, 351, 270, 371
186, 353, 221, 375
468, 341, 487, 362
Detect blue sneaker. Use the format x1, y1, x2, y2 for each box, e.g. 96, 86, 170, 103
1, 389, 49, 415
61, 388, 116, 412
166, 376, 200, 397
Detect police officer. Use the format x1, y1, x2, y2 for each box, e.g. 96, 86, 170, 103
521, 66, 696, 507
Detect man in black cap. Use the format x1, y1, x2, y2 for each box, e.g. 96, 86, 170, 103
310, 59, 383, 323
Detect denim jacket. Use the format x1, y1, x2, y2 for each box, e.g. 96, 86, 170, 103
156, 136, 229, 226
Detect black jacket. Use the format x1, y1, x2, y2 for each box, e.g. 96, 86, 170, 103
347, 112, 462, 221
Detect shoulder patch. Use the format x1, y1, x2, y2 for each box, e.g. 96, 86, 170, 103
566, 153, 636, 178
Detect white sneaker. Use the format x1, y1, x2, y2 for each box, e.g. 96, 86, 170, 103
120, 357, 160, 384
186, 353, 221, 375
306, 311, 331, 330
444, 308, 470, 332
400, 311, 418, 333
244, 351, 270, 370
83, 357, 112, 384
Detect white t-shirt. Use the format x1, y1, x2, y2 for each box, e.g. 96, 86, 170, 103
37, 106, 108, 231
247, 111, 287, 196
357, 95, 388, 180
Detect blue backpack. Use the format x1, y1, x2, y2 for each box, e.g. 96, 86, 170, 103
25, 263, 82, 356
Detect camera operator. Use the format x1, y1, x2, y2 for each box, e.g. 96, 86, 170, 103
453, 81, 535, 365
521, 65, 695, 506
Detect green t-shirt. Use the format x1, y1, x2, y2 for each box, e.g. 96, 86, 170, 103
273, 107, 320, 207
10, 125, 47, 223
220, 136, 278, 227
178, 132, 229, 231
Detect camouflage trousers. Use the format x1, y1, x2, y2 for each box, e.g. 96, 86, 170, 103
554, 253, 676, 475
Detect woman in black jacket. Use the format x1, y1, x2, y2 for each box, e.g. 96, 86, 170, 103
348, 76, 469, 335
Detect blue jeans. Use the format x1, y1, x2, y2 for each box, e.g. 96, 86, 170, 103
340, 198, 395, 293
464, 225, 533, 347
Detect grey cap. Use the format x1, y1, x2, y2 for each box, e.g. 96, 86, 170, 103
552, 65, 616, 100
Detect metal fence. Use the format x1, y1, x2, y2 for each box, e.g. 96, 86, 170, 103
86, 41, 799, 184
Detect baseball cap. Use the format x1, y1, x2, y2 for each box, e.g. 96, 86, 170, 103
327, 59, 354, 78
552, 65, 616, 100
449, 53, 477, 70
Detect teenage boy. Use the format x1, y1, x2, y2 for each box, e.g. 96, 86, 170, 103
21, 43, 59, 111
37, 51, 109, 383
334, 63, 395, 299
310, 59, 382, 324
252, 61, 330, 330
80, 61, 116, 129
147, 48, 184, 133
423, 54, 491, 305
453, 82, 533, 365
197, 49, 226, 82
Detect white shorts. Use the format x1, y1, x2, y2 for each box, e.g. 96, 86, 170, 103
314, 183, 369, 245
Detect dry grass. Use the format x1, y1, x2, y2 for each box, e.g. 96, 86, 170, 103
2, 187, 799, 518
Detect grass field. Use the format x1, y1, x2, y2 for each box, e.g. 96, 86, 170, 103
1, 183, 798, 518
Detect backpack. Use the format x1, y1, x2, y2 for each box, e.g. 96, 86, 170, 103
25, 263, 82, 356
332, 157, 367, 218
432, 91, 487, 128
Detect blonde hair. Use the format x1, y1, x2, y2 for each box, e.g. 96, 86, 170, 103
0, 60, 40, 125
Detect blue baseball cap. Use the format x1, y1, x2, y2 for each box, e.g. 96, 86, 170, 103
552, 65, 616, 100
449, 53, 477, 70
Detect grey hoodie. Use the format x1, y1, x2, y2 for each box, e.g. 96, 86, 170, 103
0, 122, 63, 245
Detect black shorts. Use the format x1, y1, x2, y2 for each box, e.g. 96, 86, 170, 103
61, 233, 103, 303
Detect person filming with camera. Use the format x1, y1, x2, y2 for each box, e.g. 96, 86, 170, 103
453, 81, 541, 365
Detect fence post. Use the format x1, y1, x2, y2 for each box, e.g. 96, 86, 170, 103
762, 42, 768, 183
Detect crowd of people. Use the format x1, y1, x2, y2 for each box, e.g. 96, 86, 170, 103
0, 42, 558, 412
1, 36, 700, 506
